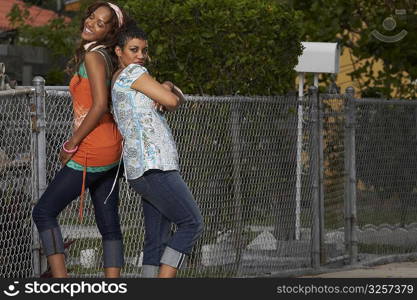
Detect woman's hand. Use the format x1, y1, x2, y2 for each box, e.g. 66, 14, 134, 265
59, 149, 74, 166
163, 81, 185, 106
153, 101, 165, 113
162, 81, 174, 91
59, 139, 78, 166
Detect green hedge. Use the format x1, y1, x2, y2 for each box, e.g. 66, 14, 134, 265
117, 0, 303, 95
11, 0, 302, 94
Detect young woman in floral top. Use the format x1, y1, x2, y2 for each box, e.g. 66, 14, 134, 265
111, 22, 203, 278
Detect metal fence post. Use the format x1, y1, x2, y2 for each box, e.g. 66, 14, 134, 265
295, 73, 305, 240
231, 100, 243, 269
31, 76, 46, 277
344, 91, 352, 262
317, 89, 326, 264
344, 86, 358, 264
309, 86, 320, 268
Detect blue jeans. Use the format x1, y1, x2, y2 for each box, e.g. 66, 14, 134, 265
32, 166, 124, 268
128, 170, 203, 277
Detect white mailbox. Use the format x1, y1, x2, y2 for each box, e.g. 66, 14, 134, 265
295, 42, 340, 74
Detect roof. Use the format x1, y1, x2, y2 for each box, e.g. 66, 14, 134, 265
0, 0, 67, 31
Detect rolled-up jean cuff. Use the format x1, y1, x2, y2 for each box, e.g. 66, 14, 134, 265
103, 240, 124, 268
141, 265, 159, 278
39, 227, 65, 257
160, 246, 187, 269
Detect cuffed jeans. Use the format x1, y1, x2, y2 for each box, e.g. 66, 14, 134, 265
32, 166, 124, 268
128, 170, 203, 277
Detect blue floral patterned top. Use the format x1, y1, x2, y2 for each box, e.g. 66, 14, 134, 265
111, 64, 179, 180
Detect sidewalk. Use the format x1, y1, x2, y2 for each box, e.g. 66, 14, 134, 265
300, 262, 417, 278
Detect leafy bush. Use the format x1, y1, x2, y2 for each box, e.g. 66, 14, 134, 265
117, 0, 303, 95
11, 0, 302, 94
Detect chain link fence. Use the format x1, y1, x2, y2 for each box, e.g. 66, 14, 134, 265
1, 82, 319, 278
314, 91, 417, 264
354, 98, 417, 257
41, 90, 316, 278
319, 93, 348, 262
0, 88, 33, 277
3, 82, 417, 278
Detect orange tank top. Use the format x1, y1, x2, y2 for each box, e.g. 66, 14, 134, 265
69, 63, 122, 167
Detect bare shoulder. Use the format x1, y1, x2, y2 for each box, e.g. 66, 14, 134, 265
84, 51, 106, 66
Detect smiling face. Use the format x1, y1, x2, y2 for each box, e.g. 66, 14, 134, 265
81, 5, 113, 42
115, 38, 149, 68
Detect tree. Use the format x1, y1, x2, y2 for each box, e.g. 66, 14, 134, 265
294, 0, 417, 99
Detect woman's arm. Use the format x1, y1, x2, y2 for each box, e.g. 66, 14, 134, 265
152, 81, 184, 112
60, 52, 110, 165
131, 74, 181, 112
162, 81, 185, 105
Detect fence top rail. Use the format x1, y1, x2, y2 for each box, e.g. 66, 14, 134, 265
0, 87, 34, 97
45, 86, 69, 91
320, 93, 347, 99
185, 95, 297, 103
354, 98, 417, 106
44, 87, 298, 104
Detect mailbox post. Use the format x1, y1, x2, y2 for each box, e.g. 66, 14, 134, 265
293, 42, 340, 246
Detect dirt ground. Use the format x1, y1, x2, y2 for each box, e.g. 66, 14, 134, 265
300, 262, 417, 278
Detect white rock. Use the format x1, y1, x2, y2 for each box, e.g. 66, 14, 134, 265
247, 231, 277, 250
216, 230, 232, 243
325, 231, 344, 243
201, 243, 236, 266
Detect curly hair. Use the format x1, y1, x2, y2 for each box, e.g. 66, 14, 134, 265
66, 1, 128, 77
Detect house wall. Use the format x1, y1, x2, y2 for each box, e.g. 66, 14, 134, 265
0, 45, 51, 85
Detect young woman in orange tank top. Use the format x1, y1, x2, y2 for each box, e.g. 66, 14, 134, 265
32, 1, 126, 278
